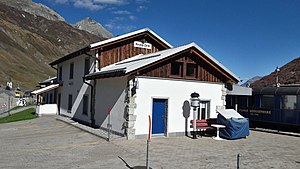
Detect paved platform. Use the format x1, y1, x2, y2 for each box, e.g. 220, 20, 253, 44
0, 116, 299, 169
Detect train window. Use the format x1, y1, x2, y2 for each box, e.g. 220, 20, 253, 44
261, 95, 274, 109
237, 96, 248, 108
281, 95, 297, 110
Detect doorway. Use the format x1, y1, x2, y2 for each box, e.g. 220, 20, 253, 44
198, 101, 210, 120
152, 99, 168, 135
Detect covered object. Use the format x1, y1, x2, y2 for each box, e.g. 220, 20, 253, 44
217, 109, 249, 139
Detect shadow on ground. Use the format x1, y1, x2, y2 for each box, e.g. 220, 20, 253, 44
118, 156, 153, 169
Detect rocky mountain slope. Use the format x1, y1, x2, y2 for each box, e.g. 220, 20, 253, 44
0, 3, 103, 89
241, 76, 262, 87
0, 0, 65, 22
73, 17, 113, 39
251, 57, 300, 88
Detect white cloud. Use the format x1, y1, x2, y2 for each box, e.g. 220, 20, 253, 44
105, 23, 136, 31
55, 0, 69, 4
112, 10, 131, 14
94, 0, 127, 5
135, 0, 149, 4
73, 0, 105, 10
136, 5, 147, 12
53, 0, 129, 11
129, 15, 136, 20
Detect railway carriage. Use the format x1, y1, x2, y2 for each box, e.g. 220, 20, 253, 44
226, 86, 300, 131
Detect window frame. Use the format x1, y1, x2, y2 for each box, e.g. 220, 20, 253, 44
68, 94, 73, 113
59, 66, 62, 81
186, 63, 197, 78
170, 61, 183, 76
84, 58, 90, 75
281, 95, 297, 110
69, 62, 74, 80
82, 95, 89, 116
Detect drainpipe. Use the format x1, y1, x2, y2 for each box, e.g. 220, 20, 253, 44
83, 77, 95, 127
83, 51, 100, 128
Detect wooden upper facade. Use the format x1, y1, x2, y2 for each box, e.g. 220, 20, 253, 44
50, 28, 239, 84
96, 32, 170, 68
86, 43, 239, 84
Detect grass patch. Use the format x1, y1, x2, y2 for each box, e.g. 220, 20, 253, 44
0, 108, 36, 124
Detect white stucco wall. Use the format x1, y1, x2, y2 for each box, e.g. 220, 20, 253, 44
36, 104, 58, 116
134, 77, 224, 136
94, 76, 128, 135
57, 54, 94, 123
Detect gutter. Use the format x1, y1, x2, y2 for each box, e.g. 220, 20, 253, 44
50, 65, 57, 70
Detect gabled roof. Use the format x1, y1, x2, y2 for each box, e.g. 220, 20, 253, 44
85, 43, 240, 82
89, 28, 173, 49
49, 28, 172, 66
31, 84, 59, 95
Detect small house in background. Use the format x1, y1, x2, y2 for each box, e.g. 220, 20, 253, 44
48, 28, 246, 139
31, 77, 60, 116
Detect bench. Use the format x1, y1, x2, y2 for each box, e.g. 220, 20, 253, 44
190, 119, 215, 137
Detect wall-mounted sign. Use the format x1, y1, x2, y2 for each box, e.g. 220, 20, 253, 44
134, 41, 152, 50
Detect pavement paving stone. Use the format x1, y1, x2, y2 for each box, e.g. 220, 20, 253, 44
0, 116, 299, 169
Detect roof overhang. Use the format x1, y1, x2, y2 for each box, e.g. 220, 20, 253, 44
83, 43, 240, 83
226, 85, 252, 96
49, 28, 172, 66
49, 46, 90, 66
84, 69, 126, 80
89, 28, 173, 49
31, 84, 59, 95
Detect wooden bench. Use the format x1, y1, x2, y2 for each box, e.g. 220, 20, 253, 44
190, 119, 215, 137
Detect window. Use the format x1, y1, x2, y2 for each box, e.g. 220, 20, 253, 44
68, 94, 73, 112
58, 93, 61, 114
82, 95, 89, 115
69, 63, 74, 79
84, 58, 90, 75
49, 93, 53, 104
59, 66, 62, 81
171, 62, 183, 76
186, 63, 197, 77
281, 95, 297, 110
261, 95, 274, 109
197, 101, 210, 119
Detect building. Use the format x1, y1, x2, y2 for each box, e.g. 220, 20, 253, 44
49, 28, 241, 139
31, 77, 59, 116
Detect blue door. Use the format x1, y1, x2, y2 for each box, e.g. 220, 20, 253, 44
152, 99, 167, 134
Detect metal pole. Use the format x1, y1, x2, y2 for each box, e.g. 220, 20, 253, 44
146, 115, 151, 169
237, 154, 240, 169
193, 107, 197, 139
146, 139, 149, 169
8, 95, 11, 116
107, 107, 111, 141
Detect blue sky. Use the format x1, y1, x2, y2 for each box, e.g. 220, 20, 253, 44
33, 0, 300, 82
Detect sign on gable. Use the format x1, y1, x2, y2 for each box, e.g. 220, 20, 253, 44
134, 41, 152, 49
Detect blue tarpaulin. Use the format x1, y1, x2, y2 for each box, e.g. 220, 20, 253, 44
217, 109, 249, 140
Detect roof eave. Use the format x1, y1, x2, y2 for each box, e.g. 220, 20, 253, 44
49, 46, 90, 66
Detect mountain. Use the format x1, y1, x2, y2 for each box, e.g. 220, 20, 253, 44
0, 0, 65, 22
0, 0, 112, 38
241, 76, 262, 87
0, 3, 103, 90
73, 17, 113, 39
251, 57, 300, 88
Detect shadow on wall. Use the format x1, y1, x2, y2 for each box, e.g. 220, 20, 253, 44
182, 100, 191, 136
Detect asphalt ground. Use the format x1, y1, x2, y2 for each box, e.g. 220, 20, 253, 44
0, 116, 299, 169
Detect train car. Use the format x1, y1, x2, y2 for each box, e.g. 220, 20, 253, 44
226, 86, 300, 131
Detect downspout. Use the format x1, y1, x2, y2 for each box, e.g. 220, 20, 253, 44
83, 51, 100, 128
83, 77, 95, 127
